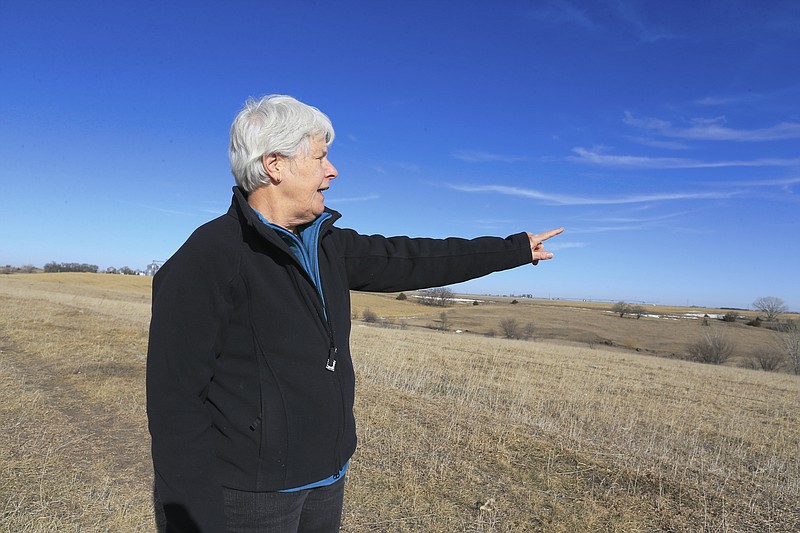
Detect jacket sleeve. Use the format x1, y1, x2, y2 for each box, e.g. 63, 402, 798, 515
146, 233, 234, 532
331, 228, 534, 292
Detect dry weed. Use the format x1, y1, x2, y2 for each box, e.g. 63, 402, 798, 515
1, 274, 798, 532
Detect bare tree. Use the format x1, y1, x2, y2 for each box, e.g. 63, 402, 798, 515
687, 330, 734, 365
438, 312, 451, 331
362, 308, 378, 323
630, 305, 646, 319
499, 318, 521, 339
420, 287, 454, 307
775, 320, 800, 375
521, 322, 535, 340
750, 349, 785, 372
752, 296, 788, 322
612, 301, 630, 318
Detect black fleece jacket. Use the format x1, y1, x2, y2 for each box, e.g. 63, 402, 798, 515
146, 187, 534, 531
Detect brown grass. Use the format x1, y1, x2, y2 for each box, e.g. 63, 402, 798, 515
2, 274, 798, 532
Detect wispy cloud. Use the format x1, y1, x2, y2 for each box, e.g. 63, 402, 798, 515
548, 241, 587, 250
395, 162, 421, 173
473, 219, 514, 225
610, 0, 677, 43
567, 225, 643, 234
624, 111, 800, 141
452, 150, 528, 163
448, 184, 737, 206
569, 146, 800, 169
579, 211, 689, 224
696, 96, 739, 106
717, 176, 800, 188
123, 201, 206, 217
328, 193, 380, 203
524, 1, 596, 29
626, 136, 689, 150
525, 0, 676, 42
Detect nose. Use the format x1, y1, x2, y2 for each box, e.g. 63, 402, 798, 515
325, 160, 338, 180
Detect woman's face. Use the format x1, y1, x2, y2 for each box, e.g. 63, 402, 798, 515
277, 136, 338, 226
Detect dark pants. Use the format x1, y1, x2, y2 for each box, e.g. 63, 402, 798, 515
222, 477, 345, 533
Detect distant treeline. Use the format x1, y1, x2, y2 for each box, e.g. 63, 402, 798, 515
1, 264, 39, 274
43, 262, 99, 273
3, 263, 141, 275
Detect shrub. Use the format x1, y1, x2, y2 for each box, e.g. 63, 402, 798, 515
722, 312, 738, 323
776, 320, 800, 375
438, 312, 450, 331
687, 330, 734, 365
521, 322, 535, 341
750, 350, 785, 372
396, 292, 407, 301
362, 308, 378, 323
499, 318, 521, 339
612, 301, 630, 318
747, 317, 762, 327
630, 305, 646, 319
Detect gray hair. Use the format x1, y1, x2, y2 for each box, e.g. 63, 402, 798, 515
229, 95, 335, 193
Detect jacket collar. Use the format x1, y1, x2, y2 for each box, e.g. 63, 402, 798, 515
228, 186, 341, 244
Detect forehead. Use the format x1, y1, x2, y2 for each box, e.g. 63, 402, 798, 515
307, 135, 328, 152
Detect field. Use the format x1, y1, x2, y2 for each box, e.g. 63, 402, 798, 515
1, 273, 798, 532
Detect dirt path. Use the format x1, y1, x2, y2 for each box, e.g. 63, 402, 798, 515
1, 289, 156, 531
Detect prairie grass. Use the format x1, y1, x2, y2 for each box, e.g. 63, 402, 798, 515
1, 274, 798, 532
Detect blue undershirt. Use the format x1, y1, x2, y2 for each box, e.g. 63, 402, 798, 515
254, 209, 348, 492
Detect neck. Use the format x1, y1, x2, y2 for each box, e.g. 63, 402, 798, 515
247, 187, 300, 234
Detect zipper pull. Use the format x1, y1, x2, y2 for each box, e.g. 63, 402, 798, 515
326, 346, 337, 372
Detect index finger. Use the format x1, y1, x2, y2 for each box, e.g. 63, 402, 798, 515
532, 227, 564, 243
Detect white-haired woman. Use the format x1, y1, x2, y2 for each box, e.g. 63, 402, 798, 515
147, 95, 562, 532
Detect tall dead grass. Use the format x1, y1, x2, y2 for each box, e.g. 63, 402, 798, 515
2, 274, 798, 532
346, 325, 799, 531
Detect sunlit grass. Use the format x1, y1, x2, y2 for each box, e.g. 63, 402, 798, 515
1, 274, 797, 531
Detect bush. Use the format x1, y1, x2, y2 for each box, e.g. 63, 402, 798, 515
687, 330, 734, 365
362, 308, 378, 323
521, 322, 535, 340
396, 293, 407, 301
722, 312, 738, 323
750, 350, 785, 372
612, 301, 630, 318
630, 305, 646, 319
499, 318, 521, 339
437, 312, 450, 331
747, 317, 762, 327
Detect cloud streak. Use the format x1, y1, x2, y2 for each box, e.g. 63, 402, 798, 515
569, 147, 800, 169
328, 193, 380, 203
452, 150, 528, 163
624, 112, 800, 142
449, 184, 737, 206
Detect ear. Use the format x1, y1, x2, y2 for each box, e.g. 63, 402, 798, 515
261, 154, 282, 184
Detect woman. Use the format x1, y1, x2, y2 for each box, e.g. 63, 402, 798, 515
147, 95, 562, 532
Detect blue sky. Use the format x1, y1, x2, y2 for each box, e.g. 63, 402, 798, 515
1, 0, 798, 311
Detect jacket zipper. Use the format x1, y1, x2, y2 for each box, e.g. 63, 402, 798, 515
320, 273, 345, 473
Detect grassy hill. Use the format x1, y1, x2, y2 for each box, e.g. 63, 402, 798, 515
1, 273, 798, 531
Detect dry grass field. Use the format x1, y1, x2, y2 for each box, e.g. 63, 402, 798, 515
1, 273, 798, 532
